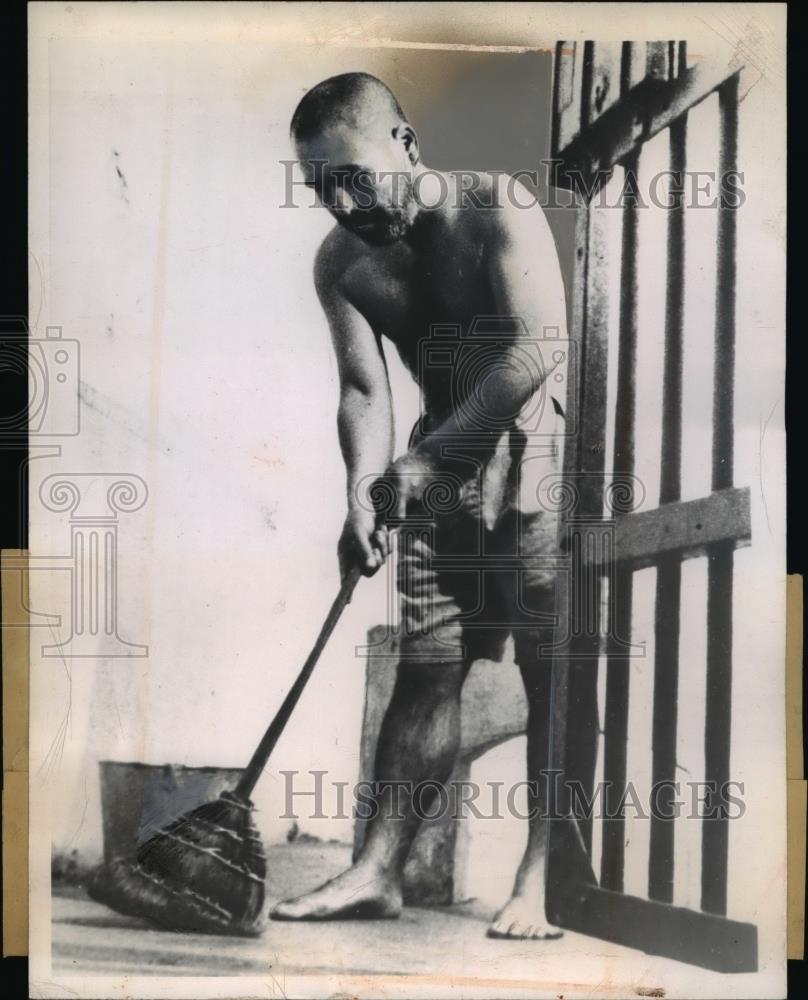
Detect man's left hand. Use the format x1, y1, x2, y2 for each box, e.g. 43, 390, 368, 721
382, 448, 447, 520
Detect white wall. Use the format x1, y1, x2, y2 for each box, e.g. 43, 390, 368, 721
32, 31, 562, 856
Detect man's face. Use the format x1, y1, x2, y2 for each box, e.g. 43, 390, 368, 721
296, 125, 418, 246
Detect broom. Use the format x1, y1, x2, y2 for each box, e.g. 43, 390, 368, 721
88, 564, 363, 936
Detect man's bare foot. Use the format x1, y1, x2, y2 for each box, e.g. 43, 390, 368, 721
270, 864, 403, 921
487, 892, 563, 940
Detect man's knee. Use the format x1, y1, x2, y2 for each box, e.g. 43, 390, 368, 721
398, 615, 468, 666
392, 652, 468, 703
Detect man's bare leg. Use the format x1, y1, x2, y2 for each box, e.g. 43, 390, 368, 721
488, 661, 563, 940
271, 659, 468, 920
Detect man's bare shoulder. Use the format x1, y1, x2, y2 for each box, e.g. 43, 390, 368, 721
464, 171, 555, 253
313, 226, 369, 301
477, 174, 554, 248
463, 171, 566, 320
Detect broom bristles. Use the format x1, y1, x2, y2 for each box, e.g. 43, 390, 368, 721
88, 791, 267, 936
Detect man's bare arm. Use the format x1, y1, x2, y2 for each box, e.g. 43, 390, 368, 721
422, 196, 566, 454
388, 196, 567, 516
315, 247, 394, 574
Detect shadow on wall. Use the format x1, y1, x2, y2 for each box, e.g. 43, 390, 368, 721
399, 50, 577, 307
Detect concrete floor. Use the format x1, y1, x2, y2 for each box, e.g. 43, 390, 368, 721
51, 842, 739, 996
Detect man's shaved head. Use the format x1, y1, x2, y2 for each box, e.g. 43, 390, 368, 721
290, 72, 422, 246
290, 72, 406, 143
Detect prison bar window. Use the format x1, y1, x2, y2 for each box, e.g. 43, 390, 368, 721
547, 40, 755, 971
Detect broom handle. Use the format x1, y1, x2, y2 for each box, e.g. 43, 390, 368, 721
235, 563, 363, 800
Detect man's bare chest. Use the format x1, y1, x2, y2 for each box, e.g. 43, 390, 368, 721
343, 241, 493, 368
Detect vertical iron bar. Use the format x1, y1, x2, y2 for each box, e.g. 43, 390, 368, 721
546, 204, 591, 907
711, 79, 739, 494
678, 40, 688, 77
563, 198, 609, 858
600, 147, 640, 893
551, 41, 567, 157
648, 114, 687, 903
619, 42, 633, 97
548, 188, 611, 903
580, 42, 595, 130
701, 72, 739, 916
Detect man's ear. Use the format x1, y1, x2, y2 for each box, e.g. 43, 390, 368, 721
392, 123, 420, 165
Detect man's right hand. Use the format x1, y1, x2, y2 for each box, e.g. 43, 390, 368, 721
338, 507, 389, 580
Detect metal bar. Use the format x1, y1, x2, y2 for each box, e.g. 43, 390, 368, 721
619, 41, 633, 96
612, 153, 639, 484
678, 40, 688, 77
648, 112, 687, 903
600, 148, 639, 892
701, 73, 740, 916
561, 193, 620, 855
546, 210, 590, 891
552, 41, 585, 154
547, 187, 612, 883
547, 881, 758, 973
580, 41, 595, 130
711, 75, 739, 493
547, 207, 592, 833
551, 41, 569, 161
585, 43, 622, 125
658, 116, 687, 507
553, 198, 606, 849
645, 41, 671, 82
552, 61, 743, 192
648, 555, 681, 901
702, 542, 735, 915
600, 568, 631, 892
581, 486, 751, 569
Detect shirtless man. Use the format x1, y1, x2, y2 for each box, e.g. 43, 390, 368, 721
271, 72, 568, 940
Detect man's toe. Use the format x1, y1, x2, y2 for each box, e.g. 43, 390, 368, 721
269, 898, 302, 920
